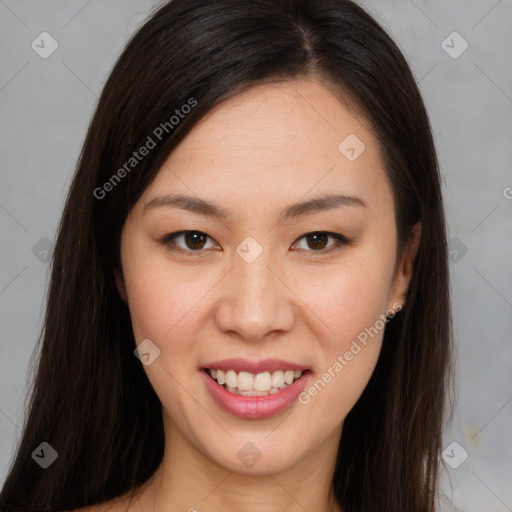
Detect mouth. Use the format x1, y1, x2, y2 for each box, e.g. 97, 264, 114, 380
205, 368, 306, 396
199, 359, 312, 419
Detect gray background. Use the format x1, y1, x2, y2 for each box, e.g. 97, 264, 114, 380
1, 1, 511, 510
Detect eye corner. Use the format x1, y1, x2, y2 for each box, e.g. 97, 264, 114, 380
291, 231, 353, 254
160, 229, 221, 255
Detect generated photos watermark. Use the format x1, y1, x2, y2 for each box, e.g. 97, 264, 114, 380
298, 302, 402, 405
94, 97, 197, 200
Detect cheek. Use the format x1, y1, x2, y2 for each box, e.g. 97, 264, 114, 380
297, 277, 386, 433
304, 270, 387, 374
294, 250, 394, 422
122, 253, 213, 356
298, 256, 394, 350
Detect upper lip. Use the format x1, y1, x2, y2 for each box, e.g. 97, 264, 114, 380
201, 358, 310, 374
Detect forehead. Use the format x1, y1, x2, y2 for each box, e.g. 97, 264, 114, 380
139, 79, 393, 218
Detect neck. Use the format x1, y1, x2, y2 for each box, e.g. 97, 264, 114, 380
137, 418, 343, 512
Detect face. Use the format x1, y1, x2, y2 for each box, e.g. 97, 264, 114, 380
117, 79, 417, 476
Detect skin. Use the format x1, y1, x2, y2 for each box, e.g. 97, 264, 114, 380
78, 78, 420, 512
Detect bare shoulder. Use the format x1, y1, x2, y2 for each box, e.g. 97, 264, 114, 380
66, 493, 135, 512
64, 475, 154, 512
67, 503, 126, 512
66, 504, 123, 512
65, 504, 118, 512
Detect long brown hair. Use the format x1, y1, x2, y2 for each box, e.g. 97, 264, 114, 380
0, 1, 452, 510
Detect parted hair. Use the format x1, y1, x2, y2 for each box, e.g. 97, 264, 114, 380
0, 1, 452, 511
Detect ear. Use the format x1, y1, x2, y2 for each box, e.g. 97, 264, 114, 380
115, 269, 128, 303
389, 221, 421, 308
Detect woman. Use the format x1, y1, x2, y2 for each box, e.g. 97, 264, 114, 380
0, 0, 453, 510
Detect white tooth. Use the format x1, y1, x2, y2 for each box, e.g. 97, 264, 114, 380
254, 372, 272, 391
225, 370, 237, 389
240, 389, 268, 396
284, 370, 294, 385
210, 369, 217, 379
217, 369, 226, 385
294, 370, 302, 379
272, 370, 285, 388
226, 386, 237, 394
238, 371, 254, 391
269, 388, 280, 394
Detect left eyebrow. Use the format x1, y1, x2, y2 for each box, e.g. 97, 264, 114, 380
143, 192, 366, 223
278, 193, 366, 222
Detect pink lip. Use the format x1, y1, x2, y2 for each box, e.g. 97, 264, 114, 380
200, 367, 311, 420
201, 358, 309, 374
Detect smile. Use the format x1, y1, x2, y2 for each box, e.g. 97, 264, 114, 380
200, 359, 312, 419
206, 368, 304, 396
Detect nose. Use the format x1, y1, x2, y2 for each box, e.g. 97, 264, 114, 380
214, 249, 295, 342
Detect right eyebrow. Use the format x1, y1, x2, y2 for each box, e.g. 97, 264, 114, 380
143, 192, 366, 223
278, 193, 366, 223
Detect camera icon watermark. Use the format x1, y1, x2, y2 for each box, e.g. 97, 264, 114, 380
31, 237, 54, 263
237, 442, 262, 468
236, 236, 263, 264
448, 236, 468, 263
31, 442, 58, 469
338, 134, 366, 162
442, 441, 468, 469
441, 31, 468, 59
134, 338, 161, 366
31, 32, 59, 59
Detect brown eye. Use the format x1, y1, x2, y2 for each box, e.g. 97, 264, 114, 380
305, 233, 329, 250
291, 232, 351, 253
183, 232, 207, 250
162, 231, 218, 253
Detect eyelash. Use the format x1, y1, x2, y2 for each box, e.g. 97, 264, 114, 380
160, 230, 353, 256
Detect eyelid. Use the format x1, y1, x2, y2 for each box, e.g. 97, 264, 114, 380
160, 230, 220, 254
160, 230, 352, 255
290, 232, 352, 254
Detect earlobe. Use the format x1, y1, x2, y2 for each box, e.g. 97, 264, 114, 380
115, 269, 128, 303
390, 221, 422, 306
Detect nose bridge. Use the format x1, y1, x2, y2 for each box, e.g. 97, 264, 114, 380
215, 243, 294, 340
235, 250, 274, 306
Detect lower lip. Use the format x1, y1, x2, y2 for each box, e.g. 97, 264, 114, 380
200, 369, 311, 419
